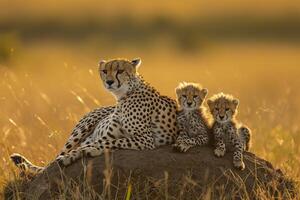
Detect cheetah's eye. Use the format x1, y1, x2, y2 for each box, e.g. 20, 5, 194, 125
102, 70, 107, 74
193, 95, 198, 98
225, 108, 230, 111
182, 95, 187, 98
118, 70, 125, 74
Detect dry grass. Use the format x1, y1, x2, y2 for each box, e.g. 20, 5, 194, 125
0, 40, 300, 198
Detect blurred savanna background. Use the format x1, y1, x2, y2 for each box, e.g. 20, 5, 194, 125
0, 0, 300, 197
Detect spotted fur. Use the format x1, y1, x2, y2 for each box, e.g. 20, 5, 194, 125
54, 58, 178, 166
11, 58, 178, 169
207, 93, 251, 170
10, 106, 115, 173
173, 82, 210, 152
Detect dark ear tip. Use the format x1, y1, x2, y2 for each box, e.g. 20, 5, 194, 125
98, 60, 106, 67
131, 58, 142, 67
132, 57, 141, 61
233, 99, 239, 106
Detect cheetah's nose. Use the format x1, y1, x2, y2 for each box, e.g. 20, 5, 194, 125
106, 80, 114, 86
187, 102, 192, 106
219, 116, 224, 120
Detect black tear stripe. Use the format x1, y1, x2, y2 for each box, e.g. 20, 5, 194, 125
111, 60, 117, 69
114, 62, 121, 88
116, 71, 121, 88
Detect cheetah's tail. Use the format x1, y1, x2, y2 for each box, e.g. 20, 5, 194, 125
10, 153, 44, 174
239, 126, 252, 151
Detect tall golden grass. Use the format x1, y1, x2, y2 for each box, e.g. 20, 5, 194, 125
0, 41, 299, 197
0, 0, 300, 196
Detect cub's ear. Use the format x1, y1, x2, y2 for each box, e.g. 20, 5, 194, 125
232, 99, 239, 108
175, 87, 181, 97
98, 60, 106, 68
131, 58, 142, 69
207, 99, 214, 110
201, 88, 208, 98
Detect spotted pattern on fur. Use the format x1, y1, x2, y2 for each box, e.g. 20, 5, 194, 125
173, 82, 210, 152
55, 58, 178, 166
207, 93, 251, 170
11, 58, 178, 170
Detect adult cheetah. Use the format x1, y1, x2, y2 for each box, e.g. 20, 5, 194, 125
11, 58, 178, 170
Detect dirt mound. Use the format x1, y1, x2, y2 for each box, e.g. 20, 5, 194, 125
4, 146, 296, 199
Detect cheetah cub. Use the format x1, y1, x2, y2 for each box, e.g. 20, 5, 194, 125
207, 93, 251, 170
173, 82, 210, 152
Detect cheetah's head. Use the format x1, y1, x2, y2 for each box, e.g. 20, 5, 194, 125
175, 82, 208, 111
98, 58, 141, 98
207, 93, 239, 123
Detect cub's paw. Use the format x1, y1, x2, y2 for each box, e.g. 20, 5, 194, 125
173, 143, 190, 153
233, 160, 245, 170
214, 148, 225, 157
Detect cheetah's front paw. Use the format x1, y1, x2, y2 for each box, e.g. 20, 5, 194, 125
233, 160, 245, 170
56, 155, 72, 166
173, 143, 190, 153
214, 148, 225, 157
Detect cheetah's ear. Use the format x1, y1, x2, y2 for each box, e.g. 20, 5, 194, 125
232, 99, 239, 108
175, 87, 181, 97
207, 99, 214, 110
201, 88, 208, 99
131, 58, 141, 69
98, 60, 106, 68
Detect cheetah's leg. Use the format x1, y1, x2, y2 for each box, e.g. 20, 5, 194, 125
238, 126, 251, 151
173, 131, 195, 152
173, 131, 209, 152
230, 127, 245, 170
173, 115, 194, 152
10, 106, 115, 174
194, 133, 209, 146
56, 132, 155, 166
213, 127, 226, 157
58, 106, 115, 157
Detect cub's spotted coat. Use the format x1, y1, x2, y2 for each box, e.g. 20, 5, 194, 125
207, 93, 251, 170
173, 82, 210, 152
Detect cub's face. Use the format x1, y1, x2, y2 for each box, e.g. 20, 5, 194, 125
176, 83, 208, 111
207, 95, 239, 123
98, 58, 141, 93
